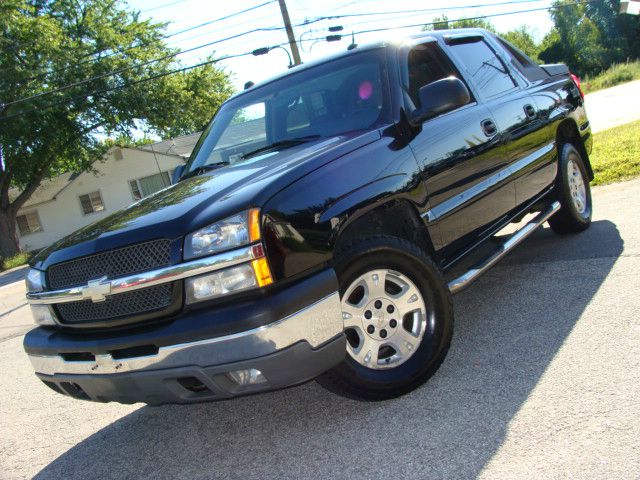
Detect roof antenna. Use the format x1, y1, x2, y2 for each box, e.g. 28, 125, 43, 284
347, 31, 358, 50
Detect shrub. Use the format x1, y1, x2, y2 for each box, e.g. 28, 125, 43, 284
1, 252, 32, 271
582, 62, 640, 94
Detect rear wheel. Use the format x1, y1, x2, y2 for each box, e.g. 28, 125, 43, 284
317, 236, 453, 400
548, 143, 592, 234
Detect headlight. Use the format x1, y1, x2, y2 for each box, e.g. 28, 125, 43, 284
184, 209, 261, 259
25, 269, 56, 326
186, 264, 257, 304
25, 268, 45, 293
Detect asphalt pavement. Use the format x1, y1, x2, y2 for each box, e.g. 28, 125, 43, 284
1, 177, 639, 479
585, 79, 640, 133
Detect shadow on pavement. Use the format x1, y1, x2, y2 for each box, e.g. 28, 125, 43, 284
0, 265, 27, 289
34, 220, 623, 479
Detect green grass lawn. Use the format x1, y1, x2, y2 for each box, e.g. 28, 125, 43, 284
1, 251, 32, 272
582, 62, 640, 94
590, 120, 640, 186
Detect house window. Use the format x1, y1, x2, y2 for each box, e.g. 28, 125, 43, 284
79, 191, 105, 215
129, 171, 170, 201
16, 211, 43, 236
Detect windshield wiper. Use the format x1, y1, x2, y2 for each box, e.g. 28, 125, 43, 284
183, 161, 230, 180
241, 135, 321, 160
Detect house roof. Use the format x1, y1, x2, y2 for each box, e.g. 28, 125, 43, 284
9, 172, 77, 208
141, 132, 202, 158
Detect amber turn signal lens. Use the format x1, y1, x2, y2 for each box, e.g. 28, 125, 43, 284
248, 208, 261, 242
251, 257, 273, 287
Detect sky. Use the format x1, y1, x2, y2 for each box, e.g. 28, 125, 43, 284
126, 0, 556, 91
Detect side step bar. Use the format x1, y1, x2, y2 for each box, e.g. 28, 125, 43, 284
448, 201, 561, 295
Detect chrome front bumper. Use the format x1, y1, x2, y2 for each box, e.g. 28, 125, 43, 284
28, 292, 343, 377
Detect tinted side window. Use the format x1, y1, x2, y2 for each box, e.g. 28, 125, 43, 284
406, 43, 465, 109
496, 37, 547, 82
450, 40, 516, 98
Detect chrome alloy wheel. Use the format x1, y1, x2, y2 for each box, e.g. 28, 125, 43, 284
567, 157, 587, 215
341, 269, 428, 370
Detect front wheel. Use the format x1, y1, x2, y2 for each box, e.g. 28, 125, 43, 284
317, 236, 453, 401
548, 143, 592, 234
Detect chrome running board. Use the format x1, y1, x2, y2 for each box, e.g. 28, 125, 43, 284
448, 201, 561, 294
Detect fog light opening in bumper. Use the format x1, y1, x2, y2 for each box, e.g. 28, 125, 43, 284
177, 376, 211, 394
227, 368, 267, 386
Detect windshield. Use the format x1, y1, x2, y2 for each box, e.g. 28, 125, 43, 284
184, 48, 389, 175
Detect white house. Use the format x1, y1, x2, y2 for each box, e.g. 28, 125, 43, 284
13, 137, 200, 252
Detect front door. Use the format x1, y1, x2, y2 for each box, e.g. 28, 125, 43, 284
402, 40, 515, 256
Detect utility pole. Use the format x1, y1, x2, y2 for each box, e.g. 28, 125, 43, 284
277, 0, 302, 66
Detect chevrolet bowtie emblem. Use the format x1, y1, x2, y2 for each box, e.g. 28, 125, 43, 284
82, 276, 111, 303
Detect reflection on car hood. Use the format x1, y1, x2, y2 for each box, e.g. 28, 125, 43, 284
32, 131, 380, 270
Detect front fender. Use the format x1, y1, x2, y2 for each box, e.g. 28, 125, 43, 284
262, 134, 421, 280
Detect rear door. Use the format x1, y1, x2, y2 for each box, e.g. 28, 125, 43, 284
491, 36, 558, 205
448, 35, 553, 208
401, 39, 515, 255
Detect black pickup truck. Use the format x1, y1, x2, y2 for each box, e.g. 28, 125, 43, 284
23, 29, 592, 404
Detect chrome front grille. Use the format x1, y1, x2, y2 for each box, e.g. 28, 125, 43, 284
47, 239, 174, 326
48, 239, 172, 290
55, 284, 173, 324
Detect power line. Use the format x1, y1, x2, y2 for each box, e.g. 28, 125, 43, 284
2, 0, 545, 93
298, 0, 551, 23
333, 0, 598, 36
141, 0, 193, 14
0, 47, 279, 122
3, 26, 285, 108
0, 1, 278, 82
4, 0, 546, 105
2, 0, 600, 121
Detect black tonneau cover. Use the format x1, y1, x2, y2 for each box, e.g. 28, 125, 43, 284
540, 63, 570, 77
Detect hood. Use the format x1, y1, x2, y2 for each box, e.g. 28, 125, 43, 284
33, 131, 381, 270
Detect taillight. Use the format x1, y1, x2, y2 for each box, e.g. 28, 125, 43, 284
570, 73, 584, 99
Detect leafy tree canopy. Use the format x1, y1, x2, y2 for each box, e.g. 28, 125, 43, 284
424, 15, 497, 32
501, 26, 540, 62
0, 0, 235, 257
422, 2, 640, 77
539, 0, 640, 76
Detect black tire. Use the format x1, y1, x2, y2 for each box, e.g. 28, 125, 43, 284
317, 235, 453, 401
548, 143, 592, 234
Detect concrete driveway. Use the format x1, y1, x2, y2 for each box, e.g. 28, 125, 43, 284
585, 79, 640, 133
1, 179, 638, 479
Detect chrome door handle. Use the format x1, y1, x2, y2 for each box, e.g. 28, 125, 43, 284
523, 104, 536, 119
481, 119, 497, 137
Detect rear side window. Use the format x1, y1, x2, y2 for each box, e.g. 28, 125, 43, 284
449, 40, 516, 99
496, 37, 548, 82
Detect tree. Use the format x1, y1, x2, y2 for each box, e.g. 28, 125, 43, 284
539, 0, 640, 76
424, 15, 497, 32
0, 0, 234, 258
539, 1, 609, 76
584, 0, 640, 63
423, 15, 540, 60
501, 26, 540, 62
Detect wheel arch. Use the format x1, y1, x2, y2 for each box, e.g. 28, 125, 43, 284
332, 199, 437, 264
556, 118, 594, 181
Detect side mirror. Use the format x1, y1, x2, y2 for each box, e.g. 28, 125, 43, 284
411, 76, 471, 124
171, 164, 185, 184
